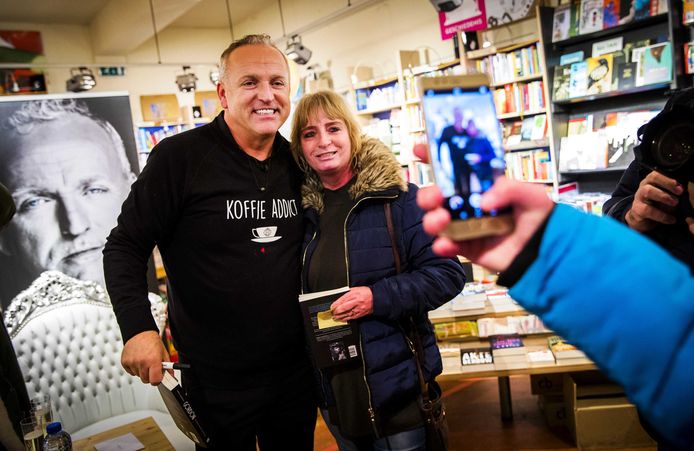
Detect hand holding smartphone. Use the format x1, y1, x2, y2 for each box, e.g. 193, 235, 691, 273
418, 73, 513, 240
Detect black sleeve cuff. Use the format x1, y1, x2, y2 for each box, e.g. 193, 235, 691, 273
497, 205, 555, 288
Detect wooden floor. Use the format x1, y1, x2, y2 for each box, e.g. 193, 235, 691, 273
313, 375, 657, 451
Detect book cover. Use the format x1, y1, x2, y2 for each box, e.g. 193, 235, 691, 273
685, 0, 694, 25
461, 347, 494, 366
579, 0, 604, 34
299, 287, 360, 368
568, 61, 588, 98
634, 0, 651, 20
603, 0, 620, 28
547, 335, 587, 360
530, 114, 548, 141
552, 64, 571, 101
619, 0, 636, 24
686, 42, 694, 74
526, 347, 556, 366
636, 42, 672, 86
490, 335, 525, 357
586, 55, 614, 95
434, 320, 478, 340
552, 5, 571, 42
520, 117, 535, 141
158, 372, 211, 447
569, 0, 582, 37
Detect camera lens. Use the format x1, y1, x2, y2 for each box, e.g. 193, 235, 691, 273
652, 122, 694, 168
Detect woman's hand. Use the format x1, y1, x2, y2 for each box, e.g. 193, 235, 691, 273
331, 287, 373, 321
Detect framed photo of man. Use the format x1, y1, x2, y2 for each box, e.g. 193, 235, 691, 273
0, 92, 140, 310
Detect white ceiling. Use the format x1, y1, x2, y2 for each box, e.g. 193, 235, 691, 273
0, 0, 281, 55
0, 0, 275, 29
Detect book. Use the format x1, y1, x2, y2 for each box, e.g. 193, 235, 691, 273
526, 347, 556, 366
634, 0, 651, 20
158, 372, 211, 447
619, 0, 636, 24
520, 117, 535, 141
547, 335, 587, 360
461, 347, 494, 366
434, 320, 478, 340
603, 0, 620, 28
530, 114, 548, 141
635, 42, 672, 86
579, 0, 604, 34
686, 42, 694, 74
586, 54, 613, 95
552, 65, 571, 101
569, 0, 582, 37
568, 61, 588, 98
552, 5, 571, 42
490, 335, 525, 357
685, 0, 694, 25
299, 286, 360, 368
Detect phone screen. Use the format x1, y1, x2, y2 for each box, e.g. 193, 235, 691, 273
421, 85, 506, 220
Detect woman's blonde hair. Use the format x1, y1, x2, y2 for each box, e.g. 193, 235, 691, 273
290, 90, 363, 173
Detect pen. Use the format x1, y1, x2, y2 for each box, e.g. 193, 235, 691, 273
162, 362, 191, 370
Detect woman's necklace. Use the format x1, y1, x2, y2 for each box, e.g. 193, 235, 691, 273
245, 153, 272, 192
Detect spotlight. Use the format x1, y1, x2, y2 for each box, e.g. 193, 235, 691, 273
176, 66, 198, 92
285, 35, 312, 65
429, 0, 462, 13
209, 67, 220, 86
66, 67, 96, 92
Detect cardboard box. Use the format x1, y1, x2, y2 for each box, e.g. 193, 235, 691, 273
564, 372, 655, 448
530, 373, 563, 395
538, 394, 567, 427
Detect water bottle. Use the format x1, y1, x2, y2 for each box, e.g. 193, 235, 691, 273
43, 422, 72, 451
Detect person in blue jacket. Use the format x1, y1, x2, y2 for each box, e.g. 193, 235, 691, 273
416, 167, 694, 450
290, 91, 465, 450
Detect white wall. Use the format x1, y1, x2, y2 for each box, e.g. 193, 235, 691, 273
1, 0, 452, 124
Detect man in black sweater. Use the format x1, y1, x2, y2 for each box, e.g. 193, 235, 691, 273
103, 35, 316, 450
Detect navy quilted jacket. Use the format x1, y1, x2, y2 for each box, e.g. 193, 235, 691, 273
300, 137, 465, 410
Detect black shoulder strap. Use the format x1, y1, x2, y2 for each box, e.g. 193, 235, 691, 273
383, 202, 401, 274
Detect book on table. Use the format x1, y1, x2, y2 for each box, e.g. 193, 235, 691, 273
547, 335, 587, 360
299, 286, 361, 368
158, 372, 211, 447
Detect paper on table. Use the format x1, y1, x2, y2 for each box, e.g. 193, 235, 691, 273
94, 432, 145, 451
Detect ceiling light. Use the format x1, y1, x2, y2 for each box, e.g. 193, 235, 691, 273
285, 35, 312, 65
176, 66, 197, 92
66, 67, 96, 92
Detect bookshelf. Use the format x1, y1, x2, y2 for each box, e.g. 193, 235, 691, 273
538, 2, 690, 197
350, 52, 463, 186
135, 120, 208, 170
465, 34, 559, 196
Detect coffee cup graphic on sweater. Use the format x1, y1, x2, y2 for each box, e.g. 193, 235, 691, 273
251, 226, 281, 243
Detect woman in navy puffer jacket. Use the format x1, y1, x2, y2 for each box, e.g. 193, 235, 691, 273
291, 90, 465, 450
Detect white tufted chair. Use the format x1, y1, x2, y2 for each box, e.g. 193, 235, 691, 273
3, 271, 193, 449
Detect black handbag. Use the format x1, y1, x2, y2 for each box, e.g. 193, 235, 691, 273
384, 203, 449, 451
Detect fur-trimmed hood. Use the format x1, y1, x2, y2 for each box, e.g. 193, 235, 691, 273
302, 136, 408, 213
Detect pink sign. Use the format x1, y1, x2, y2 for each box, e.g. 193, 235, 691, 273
438, 0, 487, 40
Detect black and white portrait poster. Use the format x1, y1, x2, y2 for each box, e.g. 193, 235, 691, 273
0, 92, 139, 310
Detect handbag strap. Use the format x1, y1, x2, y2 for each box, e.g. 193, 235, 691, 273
383, 203, 430, 404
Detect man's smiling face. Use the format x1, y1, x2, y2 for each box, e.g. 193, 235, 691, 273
218, 44, 290, 142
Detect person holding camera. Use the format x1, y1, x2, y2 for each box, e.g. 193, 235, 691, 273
603, 89, 694, 273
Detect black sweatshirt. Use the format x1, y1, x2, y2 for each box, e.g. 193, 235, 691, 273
104, 113, 306, 389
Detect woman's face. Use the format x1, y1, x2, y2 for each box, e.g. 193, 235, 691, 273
300, 109, 352, 183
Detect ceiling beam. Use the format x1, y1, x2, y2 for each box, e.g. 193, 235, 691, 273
90, 0, 202, 55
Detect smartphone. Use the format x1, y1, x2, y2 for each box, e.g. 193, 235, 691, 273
418, 73, 513, 240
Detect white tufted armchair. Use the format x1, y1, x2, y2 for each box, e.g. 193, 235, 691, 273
3, 271, 193, 449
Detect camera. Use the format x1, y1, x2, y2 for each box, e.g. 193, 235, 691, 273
429, 0, 462, 13
635, 88, 694, 184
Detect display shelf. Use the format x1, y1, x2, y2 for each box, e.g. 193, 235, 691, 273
538, 3, 689, 194
355, 103, 401, 115
551, 13, 668, 48
504, 139, 549, 152
497, 108, 546, 120
490, 73, 543, 88
552, 83, 671, 106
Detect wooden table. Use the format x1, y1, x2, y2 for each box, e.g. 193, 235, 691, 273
73, 417, 174, 451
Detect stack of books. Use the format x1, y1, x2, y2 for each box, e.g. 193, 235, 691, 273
459, 342, 495, 373
548, 335, 591, 365
490, 335, 527, 370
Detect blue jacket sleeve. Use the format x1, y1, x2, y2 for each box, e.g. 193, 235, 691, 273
509, 204, 694, 449
371, 186, 466, 320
